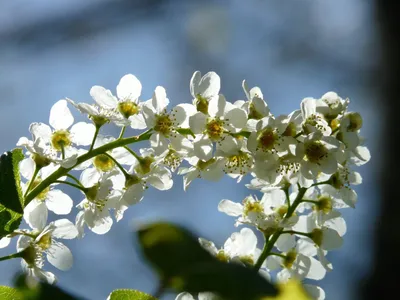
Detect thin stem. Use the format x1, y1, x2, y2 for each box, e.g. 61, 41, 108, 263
301, 199, 318, 204
254, 230, 283, 271
118, 126, 126, 139
0, 251, 23, 262
66, 173, 84, 187
23, 166, 40, 198
281, 230, 310, 238
269, 252, 286, 259
25, 129, 153, 205
61, 145, 66, 160
283, 186, 290, 210
104, 153, 130, 178
294, 131, 304, 138
311, 179, 331, 187
124, 146, 141, 161
253, 186, 308, 271
54, 180, 88, 193
89, 125, 101, 152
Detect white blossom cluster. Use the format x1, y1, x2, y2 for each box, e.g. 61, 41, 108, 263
0, 71, 370, 299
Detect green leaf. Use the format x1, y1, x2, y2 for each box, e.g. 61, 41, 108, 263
137, 222, 278, 300
14, 273, 83, 300
0, 149, 25, 240
108, 289, 158, 300
0, 285, 23, 300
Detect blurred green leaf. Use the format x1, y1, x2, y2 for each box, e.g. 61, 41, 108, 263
0, 149, 24, 240
0, 285, 23, 300
137, 222, 278, 300
107, 289, 158, 300
14, 273, 83, 300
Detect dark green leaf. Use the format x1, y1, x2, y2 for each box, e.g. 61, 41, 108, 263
14, 273, 84, 300
137, 222, 278, 300
0, 149, 25, 240
108, 289, 158, 300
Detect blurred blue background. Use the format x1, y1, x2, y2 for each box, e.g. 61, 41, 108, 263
0, 1, 381, 299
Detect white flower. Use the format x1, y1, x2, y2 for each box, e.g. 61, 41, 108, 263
267, 239, 326, 282
76, 172, 121, 236
16, 218, 78, 284
316, 92, 349, 121
216, 136, 254, 181
301, 98, 331, 136
189, 95, 247, 161
89, 74, 147, 128
176, 292, 220, 300
20, 158, 73, 229
143, 86, 196, 155
190, 71, 221, 114
296, 132, 340, 179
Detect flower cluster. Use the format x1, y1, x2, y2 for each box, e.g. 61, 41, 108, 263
0, 71, 369, 299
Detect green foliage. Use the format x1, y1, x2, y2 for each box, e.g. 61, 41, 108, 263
108, 289, 158, 300
0, 285, 23, 300
13, 274, 83, 300
0, 149, 25, 240
137, 222, 278, 300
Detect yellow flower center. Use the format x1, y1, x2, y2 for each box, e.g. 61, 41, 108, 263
51, 130, 71, 151
224, 151, 252, 175
135, 156, 155, 175
314, 195, 332, 214
93, 154, 115, 172
216, 250, 229, 263
206, 119, 224, 141
257, 127, 277, 151
118, 101, 139, 119
243, 198, 263, 216
154, 114, 173, 136
248, 102, 263, 120
304, 141, 328, 163
195, 95, 209, 114
283, 250, 298, 269
310, 228, 323, 247
37, 233, 52, 250
282, 122, 297, 137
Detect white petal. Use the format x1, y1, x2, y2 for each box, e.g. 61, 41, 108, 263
46, 190, 73, 215
208, 94, 226, 117
80, 167, 100, 187
175, 292, 195, 300
193, 136, 213, 161
225, 107, 247, 129
198, 71, 220, 99
90, 86, 117, 109
116, 74, 142, 100
19, 157, 35, 180
17, 235, 32, 252
52, 219, 79, 239
303, 284, 325, 300
218, 200, 243, 216
301, 98, 316, 119
30, 122, 52, 142
70, 122, 96, 146
276, 234, 296, 252
129, 114, 147, 130
306, 256, 326, 280
0, 237, 11, 248
24, 200, 48, 230
91, 215, 113, 235
34, 267, 57, 284
49, 100, 74, 130
47, 242, 73, 270
150, 133, 168, 155
322, 228, 343, 250
173, 104, 197, 128
189, 112, 207, 134
152, 86, 169, 113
